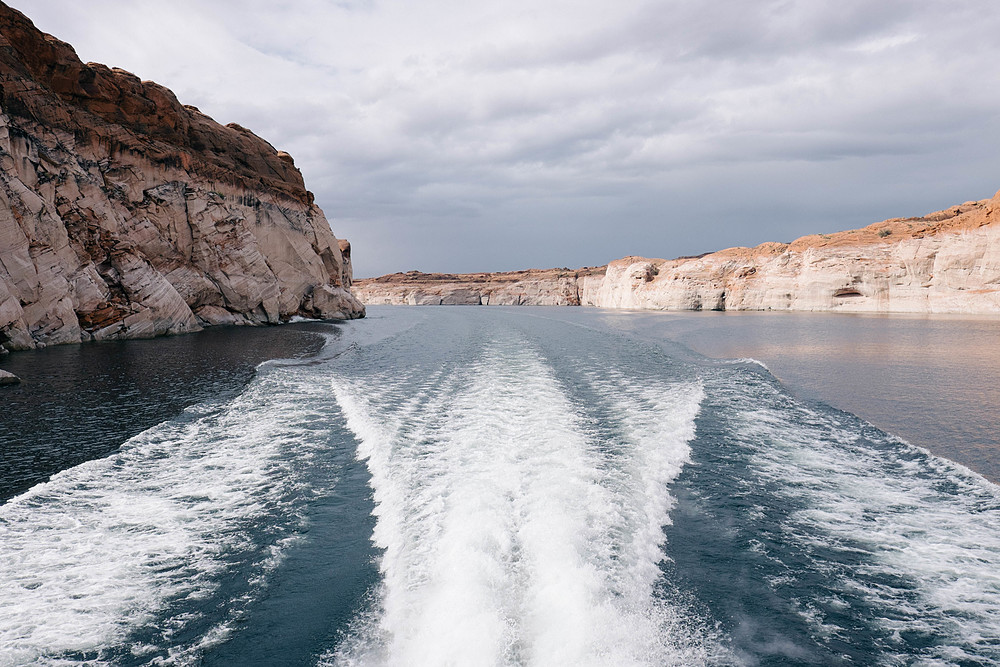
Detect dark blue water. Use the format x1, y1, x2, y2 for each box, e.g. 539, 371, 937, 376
2, 307, 998, 666
0, 323, 326, 502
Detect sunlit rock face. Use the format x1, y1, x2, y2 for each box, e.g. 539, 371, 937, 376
0, 4, 363, 351
583, 192, 1000, 314
357, 191, 1000, 316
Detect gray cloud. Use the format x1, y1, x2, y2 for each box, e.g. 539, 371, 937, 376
16, 0, 1000, 276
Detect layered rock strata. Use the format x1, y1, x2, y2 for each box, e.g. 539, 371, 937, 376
586, 191, 1000, 313
0, 3, 363, 351
358, 190, 1000, 315
354, 268, 604, 306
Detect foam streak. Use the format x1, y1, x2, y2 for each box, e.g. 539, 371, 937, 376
330, 336, 711, 666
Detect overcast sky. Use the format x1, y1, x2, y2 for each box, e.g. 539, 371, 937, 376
16, 0, 1000, 277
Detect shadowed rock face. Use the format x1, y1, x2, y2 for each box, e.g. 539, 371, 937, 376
0, 2, 363, 351
356, 191, 1000, 315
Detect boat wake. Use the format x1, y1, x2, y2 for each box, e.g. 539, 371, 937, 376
326, 333, 722, 666
0, 365, 337, 666
5, 308, 1000, 666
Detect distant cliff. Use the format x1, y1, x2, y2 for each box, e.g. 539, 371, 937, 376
357, 190, 1000, 314
0, 3, 363, 352
355, 267, 604, 306
587, 190, 1000, 313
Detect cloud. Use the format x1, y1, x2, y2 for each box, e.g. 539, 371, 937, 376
16, 0, 1000, 276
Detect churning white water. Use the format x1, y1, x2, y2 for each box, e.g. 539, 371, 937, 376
0, 366, 334, 666
327, 334, 720, 666
719, 379, 1000, 665
6, 307, 1000, 666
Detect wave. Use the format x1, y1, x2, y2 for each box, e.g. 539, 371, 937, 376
720, 378, 1000, 664
0, 365, 334, 666
326, 333, 721, 666
718, 357, 771, 372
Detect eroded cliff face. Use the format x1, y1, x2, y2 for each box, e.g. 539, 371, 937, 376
354, 268, 603, 306
585, 191, 1000, 314
357, 190, 1000, 315
0, 3, 363, 351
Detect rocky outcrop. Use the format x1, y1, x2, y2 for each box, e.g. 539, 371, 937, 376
584, 190, 1000, 314
354, 268, 604, 306
0, 368, 17, 384
0, 3, 363, 351
358, 190, 1000, 315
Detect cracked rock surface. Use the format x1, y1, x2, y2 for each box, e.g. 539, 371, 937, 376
0, 3, 363, 351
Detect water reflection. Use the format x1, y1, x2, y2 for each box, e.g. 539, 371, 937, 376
586, 310, 1000, 483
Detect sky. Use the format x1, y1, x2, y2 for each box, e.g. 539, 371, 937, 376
15, 0, 1000, 277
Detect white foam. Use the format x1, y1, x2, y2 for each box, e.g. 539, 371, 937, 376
327, 336, 716, 666
0, 367, 334, 666
720, 357, 771, 371
730, 383, 1000, 663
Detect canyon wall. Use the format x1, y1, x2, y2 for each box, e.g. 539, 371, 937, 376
585, 191, 1000, 314
0, 3, 363, 351
355, 268, 604, 306
358, 190, 1000, 315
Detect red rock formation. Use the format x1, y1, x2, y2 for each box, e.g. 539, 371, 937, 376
0, 7, 308, 202
587, 191, 1000, 313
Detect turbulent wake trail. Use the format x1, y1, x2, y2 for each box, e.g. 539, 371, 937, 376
8, 308, 999, 666
328, 331, 716, 667
669, 363, 1000, 665
730, 382, 1000, 665
0, 363, 340, 666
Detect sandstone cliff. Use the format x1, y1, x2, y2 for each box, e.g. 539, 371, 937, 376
357, 190, 1000, 315
0, 3, 363, 352
354, 268, 604, 306
585, 190, 1000, 313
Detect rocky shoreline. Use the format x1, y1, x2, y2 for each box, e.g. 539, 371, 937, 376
356, 189, 1000, 315
0, 3, 364, 356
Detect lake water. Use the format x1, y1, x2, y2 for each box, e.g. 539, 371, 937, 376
0, 323, 325, 503
1, 306, 998, 666
560, 309, 1000, 484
